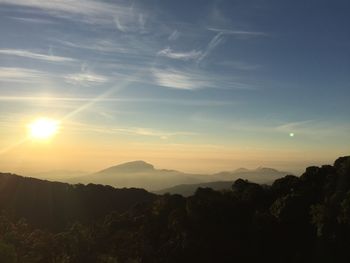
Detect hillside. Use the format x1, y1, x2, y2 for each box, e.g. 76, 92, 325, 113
0, 173, 155, 231
156, 181, 238, 196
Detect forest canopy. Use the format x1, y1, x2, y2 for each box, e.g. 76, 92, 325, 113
0, 156, 349, 263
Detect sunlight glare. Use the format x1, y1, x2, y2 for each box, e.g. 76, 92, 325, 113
28, 118, 60, 140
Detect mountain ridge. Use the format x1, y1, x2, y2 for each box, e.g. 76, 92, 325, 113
98, 160, 155, 174
68, 161, 289, 192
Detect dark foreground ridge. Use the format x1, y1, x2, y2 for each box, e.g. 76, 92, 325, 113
0, 173, 155, 231
0, 156, 350, 262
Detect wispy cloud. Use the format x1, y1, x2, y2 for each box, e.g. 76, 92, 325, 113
274, 120, 350, 141
227, 119, 350, 139
168, 30, 180, 41
197, 32, 225, 63
207, 27, 267, 37
114, 17, 127, 32
0, 0, 147, 30
111, 127, 196, 140
9, 16, 57, 24
0, 0, 121, 18
273, 120, 349, 137
228, 119, 318, 135
55, 39, 128, 54
68, 122, 196, 140
152, 68, 209, 90
157, 47, 202, 61
152, 67, 256, 90
0, 49, 75, 62
275, 120, 315, 133
0, 67, 47, 83
0, 96, 234, 107
65, 72, 108, 86
197, 28, 266, 64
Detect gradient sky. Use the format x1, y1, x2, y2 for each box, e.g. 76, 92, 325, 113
0, 0, 349, 175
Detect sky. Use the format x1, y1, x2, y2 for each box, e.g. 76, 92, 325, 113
0, 0, 349, 175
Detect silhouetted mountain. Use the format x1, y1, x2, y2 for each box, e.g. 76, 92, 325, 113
99, 160, 155, 173
233, 167, 250, 173
0, 173, 155, 231
67, 161, 287, 191
213, 166, 288, 183
71, 161, 203, 191
157, 167, 288, 196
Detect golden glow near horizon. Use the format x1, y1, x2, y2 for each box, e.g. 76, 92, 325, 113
28, 118, 60, 140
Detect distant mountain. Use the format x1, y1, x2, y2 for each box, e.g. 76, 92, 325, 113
233, 167, 250, 173
0, 172, 155, 231
65, 161, 289, 192
157, 167, 290, 196
99, 160, 155, 173
70, 161, 203, 191
213, 167, 288, 184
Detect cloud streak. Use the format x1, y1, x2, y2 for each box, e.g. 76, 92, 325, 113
197, 32, 225, 63
207, 27, 267, 37
10, 16, 57, 24
197, 28, 266, 63
0, 0, 147, 30
151, 67, 256, 90
65, 72, 108, 86
157, 47, 202, 61
68, 122, 197, 140
0, 67, 47, 83
0, 49, 76, 62
168, 30, 180, 41
152, 68, 209, 90
0, 0, 121, 17
0, 96, 234, 107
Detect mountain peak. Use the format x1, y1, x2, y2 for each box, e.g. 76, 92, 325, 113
99, 160, 155, 174
255, 167, 279, 173
233, 168, 250, 173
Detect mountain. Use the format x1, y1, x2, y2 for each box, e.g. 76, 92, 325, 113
0, 172, 155, 231
233, 167, 250, 173
157, 167, 289, 196
24, 161, 289, 193
70, 161, 203, 191
213, 167, 288, 183
66, 161, 288, 192
99, 160, 155, 173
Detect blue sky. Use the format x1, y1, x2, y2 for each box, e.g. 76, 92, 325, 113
0, 0, 349, 173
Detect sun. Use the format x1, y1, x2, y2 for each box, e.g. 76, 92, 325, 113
28, 118, 60, 140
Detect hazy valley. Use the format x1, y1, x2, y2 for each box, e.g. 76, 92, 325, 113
26, 160, 290, 193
